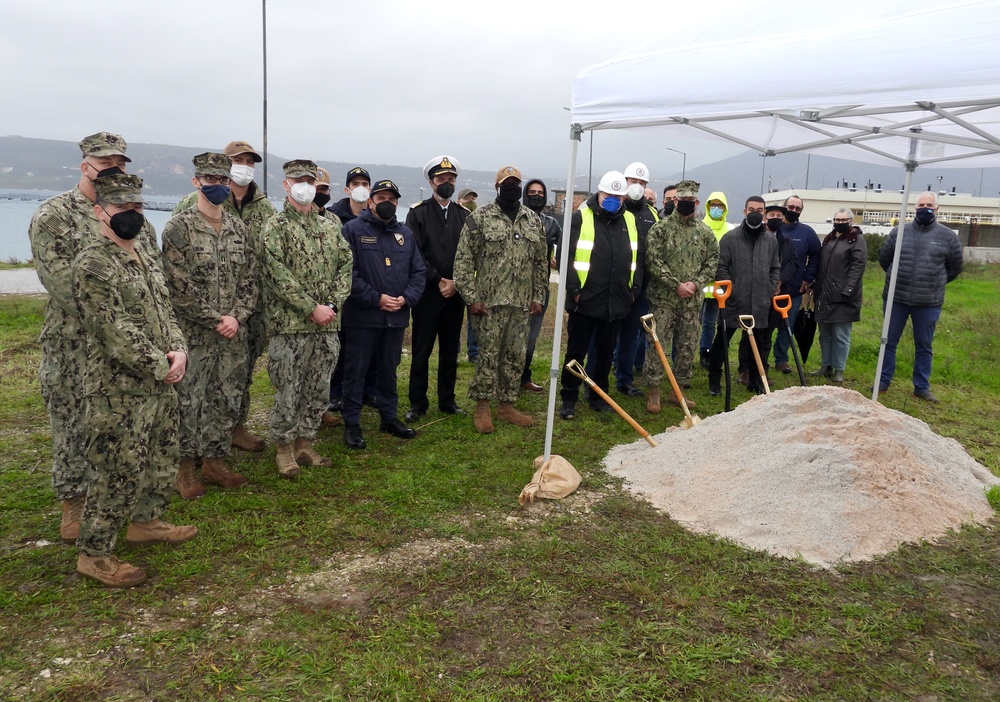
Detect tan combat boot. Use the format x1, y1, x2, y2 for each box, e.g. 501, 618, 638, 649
321, 411, 343, 427
175, 458, 205, 500
201, 457, 249, 489
77, 554, 146, 588
665, 393, 697, 410
232, 424, 266, 452
60, 495, 86, 544
275, 443, 300, 478
294, 437, 332, 467
474, 400, 494, 434
646, 386, 661, 414
126, 519, 198, 545
497, 402, 534, 427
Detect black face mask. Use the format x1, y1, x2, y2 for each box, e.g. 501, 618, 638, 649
833, 222, 851, 234
313, 192, 332, 209
662, 201, 675, 216
784, 210, 800, 223
96, 166, 125, 179
375, 200, 397, 221
765, 217, 782, 232
497, 183, 522, 205
675, 200, 696, 216
105, 208, 145, 240
435, 182, 455, 200
746, 212, 763, 229
526, 194, 546, 212
914, 207, 936, 225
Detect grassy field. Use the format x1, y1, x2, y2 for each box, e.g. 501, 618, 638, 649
1, 265, 998, 701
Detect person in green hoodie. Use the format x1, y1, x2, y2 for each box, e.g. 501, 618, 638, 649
699, 191, 733, 367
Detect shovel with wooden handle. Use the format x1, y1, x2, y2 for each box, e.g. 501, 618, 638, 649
737, 314, 771, 395
640, 313, 701, 429
564, 360, 658, 447
772, 294, 807, 386
713, 280, 733, 412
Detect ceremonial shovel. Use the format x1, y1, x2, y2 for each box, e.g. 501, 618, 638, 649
564, 360, 658, 447
640, 313, 701, 429
713, 280, 733, 412
738, 314, 771, 395
772, 294, 807, 386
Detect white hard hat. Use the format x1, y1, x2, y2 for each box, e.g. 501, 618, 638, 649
598, 170, 627, 195
623, 161, 651, 182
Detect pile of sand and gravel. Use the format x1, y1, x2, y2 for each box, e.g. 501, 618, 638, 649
604, 386, 998, 568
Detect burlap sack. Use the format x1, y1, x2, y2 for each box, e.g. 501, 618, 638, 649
518, 455, 581, 505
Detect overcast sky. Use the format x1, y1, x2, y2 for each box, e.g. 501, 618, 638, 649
0, 0, 747, 182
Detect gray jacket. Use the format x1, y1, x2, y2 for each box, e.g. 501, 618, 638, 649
880, 219, 963, 307
715, 221, 781, 328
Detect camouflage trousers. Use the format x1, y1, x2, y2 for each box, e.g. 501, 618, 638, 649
237, 310, 266, 426
77, 391, 180, 557
176, 333, 247, 459
38, 334, 90, 500
643, 299, 701, 387
267, 332, 339, 444
469, 305, 529, 403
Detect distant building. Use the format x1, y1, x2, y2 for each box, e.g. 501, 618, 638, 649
551, 189, 590, 215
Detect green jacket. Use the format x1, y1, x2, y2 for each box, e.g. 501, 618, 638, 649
645, 212, 719, 309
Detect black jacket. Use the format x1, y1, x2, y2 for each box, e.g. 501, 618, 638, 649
880, 218, 963, 307
522, 178, 562, 258
816, 229, 868, 324
328, 197, 362, 224
405, 197, 469, 285
564, 194, 644, 322
341, 209, 426, 328
715, 220, 781, 327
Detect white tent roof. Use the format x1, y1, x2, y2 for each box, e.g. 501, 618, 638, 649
571, 0, 1000, 169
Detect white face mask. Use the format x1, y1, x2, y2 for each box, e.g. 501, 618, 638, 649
230, 164, 254, 187
350, 185, 370, 204
289, 181, 317, 205
626, 183, 645, 201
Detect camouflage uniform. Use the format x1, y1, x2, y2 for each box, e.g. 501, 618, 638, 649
73, 195, 187, 557
29, 151, 159, 502
173, 184, 274, 426
643, 211, 719, 388
453, 200, 548, 402
162, 207, 257, 460
260, 200, 353, 444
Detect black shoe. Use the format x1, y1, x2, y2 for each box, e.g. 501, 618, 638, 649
328, 397, 342, 412
617, 384, 644, 398
380, 417, 417, 438
589, 401, 614, 414
439, 403, 466, 415
363, 393, 379, 408
913, 388, 939, 403
559, 402, 576, 420
404, 406, 426, 423
699, 349, 710, 369
708, 380, 722, 396
344, 424, 365, 450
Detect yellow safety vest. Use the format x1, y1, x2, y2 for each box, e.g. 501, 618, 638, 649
575, 206, 638, 290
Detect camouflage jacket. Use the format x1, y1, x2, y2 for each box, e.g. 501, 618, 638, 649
645, 212, 719, 308
453, 201, 548, 309
73, 236, 187, 397
259, 201, 353, 335
161, 208, 258, 346
29, 186, 159, 342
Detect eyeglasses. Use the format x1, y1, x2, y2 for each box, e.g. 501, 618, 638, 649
833, 218, 852, 224
785, 204, 803, 212
199, 175, 231, 185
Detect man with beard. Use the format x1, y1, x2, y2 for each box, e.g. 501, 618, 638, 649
520, 178, 561, 392
771, 195, 821, 374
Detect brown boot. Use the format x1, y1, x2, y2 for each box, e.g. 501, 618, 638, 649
125, 519, 198, 545
77, 554, 146, 588
665, 393, 698, 410
201, 457, 249, 489
497, 401, 534, 427
275, 443, 300, 477
294, 437, 332, 467
646, 386, 661, 414
60, 495, 86, 544
232, 425, 266, 452
321, 411, 343, 427
474, 399, 494, 434
175, 458, 205, 500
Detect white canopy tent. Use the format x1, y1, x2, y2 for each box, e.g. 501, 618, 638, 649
542, 0, 1000, 459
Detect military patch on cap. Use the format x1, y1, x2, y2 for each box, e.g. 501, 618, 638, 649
370, 179, 401, 199
79, 132, 131, 162
223, 140, 263, 162
345, 166, 371, 185
283, 159, 318, 179
495, 165, 522, 184
94, 172, 144, 205
675, 179, 701, 198
193, 152, 232, 178
316, 167, 332, 187
423, 155, 461, 180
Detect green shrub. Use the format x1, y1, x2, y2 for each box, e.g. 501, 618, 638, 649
863, 232, 887, 263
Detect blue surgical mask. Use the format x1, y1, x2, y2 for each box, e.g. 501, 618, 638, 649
709, 205, 724, 220
601, 196, 622, 213
914, 207, 935, 225
200, 184, 231, 206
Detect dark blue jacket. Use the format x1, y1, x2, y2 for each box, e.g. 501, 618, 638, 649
328, 197, 362, 224
341, 209, 426, 328
880, 218, 963, 307
778, 221, 822, 297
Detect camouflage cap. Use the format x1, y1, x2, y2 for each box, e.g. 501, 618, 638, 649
423, 155, 460, 180
223, 140, 263, 162
192, 152, 232, 178
79, 132, 131, 162
495, 165, 522, 185
345, 166, 371, 185
93, 172, 144, 205
370, 179, 401, 199
316, 167, 332, 188
282, 159, 318, 179
675, 179, 700, 198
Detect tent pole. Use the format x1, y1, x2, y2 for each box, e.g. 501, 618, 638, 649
872, 135, 919, 403
543, 124, 582, 462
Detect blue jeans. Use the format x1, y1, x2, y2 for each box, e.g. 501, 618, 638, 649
772, 294, 802, 365
613, 297, 649, 388
818, 321, 853, 371
699, 298, 718, 351
466, 312, 479, 361
880, 302, 941, 392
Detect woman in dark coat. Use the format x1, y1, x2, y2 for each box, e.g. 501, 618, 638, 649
814, 209, 867, 382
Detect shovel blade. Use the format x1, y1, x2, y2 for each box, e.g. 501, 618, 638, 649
679, 414, 703, 430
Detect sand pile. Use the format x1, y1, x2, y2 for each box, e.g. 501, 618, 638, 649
604, 386, 998, 567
